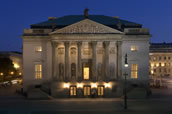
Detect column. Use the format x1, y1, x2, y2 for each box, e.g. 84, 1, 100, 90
91, 41, 97, 81
64, 41, 69, 81
117, 41, 122, 79
104, 41, 110, 81
51, 41, 57, 80
77, 42, 82, 81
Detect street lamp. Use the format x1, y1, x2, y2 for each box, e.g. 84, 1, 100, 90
124, 54, 128, 109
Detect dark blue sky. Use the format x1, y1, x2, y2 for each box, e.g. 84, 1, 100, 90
0, 0, 172, 51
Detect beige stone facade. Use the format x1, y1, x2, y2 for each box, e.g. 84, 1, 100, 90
22, 15, 151, 98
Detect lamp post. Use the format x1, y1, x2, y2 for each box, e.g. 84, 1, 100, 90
124, 54, 128, 109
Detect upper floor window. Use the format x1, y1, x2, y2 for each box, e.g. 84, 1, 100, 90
159, 56, 161, 60
131, 64, 138, 79
35, 46, 42, 52
35, 64, 42, 79
164, 56, 166, 60
130, 46, 137, 51
168, 57, 171, 60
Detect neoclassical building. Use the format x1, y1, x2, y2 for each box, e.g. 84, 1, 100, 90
22, 11, 151, 98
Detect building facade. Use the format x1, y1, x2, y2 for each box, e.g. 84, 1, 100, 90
22, 13, 151, 98
150, 43, 172, 77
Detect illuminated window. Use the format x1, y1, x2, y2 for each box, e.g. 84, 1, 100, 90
83, 86, 90, 96
35, 46, 42, 52
35, 64, 42, 79
83, 67, 89, 80
130, 46, 137, 51
131, 64, 138, 79
98, 86, 104, 96
70, 86, 76, 96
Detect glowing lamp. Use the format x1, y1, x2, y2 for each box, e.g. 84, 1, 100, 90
77, 83, 83, 88
104, 83, 111, 88
14, 63, 20, 69
0, 73, 3, 76
91, 83, 97, 88
10, 72, 14, 75
64, 83, 69, 88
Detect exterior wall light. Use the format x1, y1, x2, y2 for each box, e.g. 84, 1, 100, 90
124, 54, 128, 68
104, 83, 111, 88
19, 72, 22, 75
77, 83, 83, 88
0, 73, 3, 76
91, 83, 97, 88
64, 83, 70, 88
10, 72, 14, 75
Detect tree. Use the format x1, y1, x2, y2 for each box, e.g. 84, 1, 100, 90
0, 57, 15, 81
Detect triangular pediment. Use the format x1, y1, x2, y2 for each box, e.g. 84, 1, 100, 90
50, 19, 122, 34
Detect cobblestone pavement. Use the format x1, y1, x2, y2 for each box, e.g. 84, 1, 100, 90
0, 78, 172, 114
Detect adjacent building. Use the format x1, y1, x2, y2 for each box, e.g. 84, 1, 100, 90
21, 11, 151, 98
150, 43, 172, 77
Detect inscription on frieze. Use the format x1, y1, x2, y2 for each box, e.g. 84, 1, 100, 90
58, 47, 64, 54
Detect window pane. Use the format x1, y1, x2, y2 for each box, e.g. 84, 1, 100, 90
131, 64, 138, 79
35, 64, 42, 79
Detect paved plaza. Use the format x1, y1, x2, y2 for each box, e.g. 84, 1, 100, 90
0, 78, 172, 114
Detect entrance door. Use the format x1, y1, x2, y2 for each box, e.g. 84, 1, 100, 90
83, 86, 91, 96
97, 86, 104, 96
83, 67, 89, 80
70, 86, 76, 97
82, 61, 91, 80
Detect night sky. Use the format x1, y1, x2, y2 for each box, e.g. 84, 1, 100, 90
0, 0, 172, 52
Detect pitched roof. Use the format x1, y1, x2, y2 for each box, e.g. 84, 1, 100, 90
31, 15, 142, 29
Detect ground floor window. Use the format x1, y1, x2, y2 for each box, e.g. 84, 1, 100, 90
98, 86, 104, 96
83, 86, 91, 96
70, 86, 76, 96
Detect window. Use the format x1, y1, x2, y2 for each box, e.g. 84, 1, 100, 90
154, 69, 156, 73
130, 46, 137, 51
159, 69, 161, 73
159, 63, 161, 67
159, 56, 161, 60
131, 64, 138, 79
35, 46, 42, 52
35, 64, 42, 79
83, 86, 90, 96
164, 56, 166, 60
70, 86, 76, 96
168, 57, 171, 60
98, 86, 104, 96
83, 67, 89, 80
